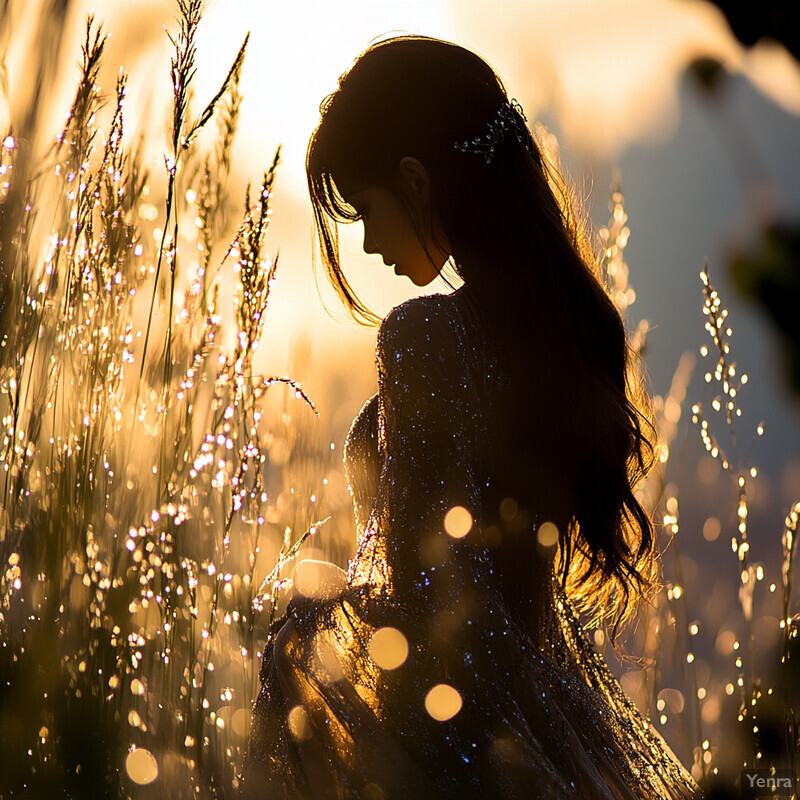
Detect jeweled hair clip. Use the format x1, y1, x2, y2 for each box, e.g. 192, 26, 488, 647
453, 98, 532, 165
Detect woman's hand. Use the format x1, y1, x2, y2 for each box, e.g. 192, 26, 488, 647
292, 559, 347, 601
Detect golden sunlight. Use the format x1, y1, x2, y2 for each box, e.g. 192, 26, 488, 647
8, 0, 796, 369
294, 559, 347, 599
1, 1, 798, 794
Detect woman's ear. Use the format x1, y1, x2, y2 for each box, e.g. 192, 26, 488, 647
397, 156, 431, 204
398, 156, 452, 260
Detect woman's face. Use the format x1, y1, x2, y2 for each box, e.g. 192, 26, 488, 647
338, 163, 450, 287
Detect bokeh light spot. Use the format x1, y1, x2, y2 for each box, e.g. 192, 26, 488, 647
716, 629, 736, 656
232, 708, 248, 738
288, 705, 311, 741
484, 524, 501, 549
444, 506, 472, 538
703, 517, 721, 542
697, 455, 720, 484
701, 694, 721, 725
125, 747, 158, 785
499, 497, 518, 521
362, 782, 385, 800
537, 521, 559, 547
425, 683, 462, 721
368, 627, 408, 670
294, 559, 345, 600
658, 687, 685, 714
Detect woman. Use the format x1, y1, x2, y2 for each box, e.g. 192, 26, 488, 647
242, 35, 703, 800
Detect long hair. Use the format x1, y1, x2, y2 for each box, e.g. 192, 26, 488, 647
306, 35, 658, 641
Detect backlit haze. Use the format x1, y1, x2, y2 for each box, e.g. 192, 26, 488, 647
3, 0, 800, 543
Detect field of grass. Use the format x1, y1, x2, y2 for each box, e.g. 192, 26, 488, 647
1, 2, 798, 798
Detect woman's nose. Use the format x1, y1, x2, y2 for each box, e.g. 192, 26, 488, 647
362, 225, 380, 256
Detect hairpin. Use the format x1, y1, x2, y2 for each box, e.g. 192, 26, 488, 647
453, 99, 532, 165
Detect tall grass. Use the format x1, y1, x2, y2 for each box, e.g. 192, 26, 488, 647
598, 180, 800, 795
0, 4, 325, 798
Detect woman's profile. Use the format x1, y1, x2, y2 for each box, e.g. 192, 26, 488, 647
241, 35, 703, 800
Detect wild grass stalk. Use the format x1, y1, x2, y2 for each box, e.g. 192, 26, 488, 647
588, 177, 705, 778
595, 179, 789, 790
690, 266, 765, 768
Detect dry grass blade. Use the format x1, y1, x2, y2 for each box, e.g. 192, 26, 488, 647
254, 376, 318, 417
168, 0, 203, 154
257, 516, 332, 646
258, 517, 332, 596
230, 146, 281, 363
783, 504, 800, 654
138, 0, 202, 393
689, 265, 766, 771
182, 32, 249, 151
56, 15, 106, 163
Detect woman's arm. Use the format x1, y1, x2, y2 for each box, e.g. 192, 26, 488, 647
358, 296, 488, 604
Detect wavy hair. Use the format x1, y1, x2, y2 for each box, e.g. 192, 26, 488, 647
306, 35, 659, 642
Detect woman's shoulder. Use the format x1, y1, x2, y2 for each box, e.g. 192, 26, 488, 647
378, 288, 467, 350
375, 288, 485, 392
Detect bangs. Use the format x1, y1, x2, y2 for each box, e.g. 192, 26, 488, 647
314, 168, 361, 224
305, 122, 381, 326
307, 122, 364, 223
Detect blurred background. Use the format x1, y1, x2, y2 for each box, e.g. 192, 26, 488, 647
2, 0, 800, 791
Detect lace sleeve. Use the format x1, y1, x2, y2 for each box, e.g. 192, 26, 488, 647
347, 296, 492, 612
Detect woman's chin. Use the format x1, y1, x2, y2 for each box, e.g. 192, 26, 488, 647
409, 270, 441, 288
392, 262, 440, 287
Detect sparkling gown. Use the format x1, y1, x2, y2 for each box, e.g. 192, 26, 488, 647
241, 285, 703, 800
